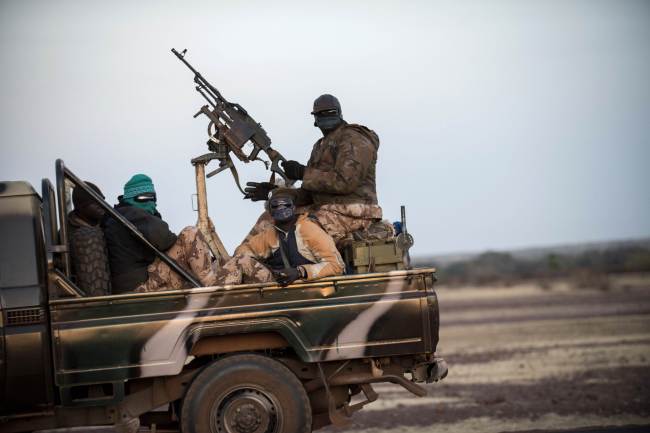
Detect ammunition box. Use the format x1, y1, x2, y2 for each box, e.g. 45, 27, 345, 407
343, 238, 405, 274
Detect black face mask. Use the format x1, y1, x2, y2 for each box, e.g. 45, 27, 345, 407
79, 202, 105, 224
269, 197, 296, 223
313, 109, 343, 134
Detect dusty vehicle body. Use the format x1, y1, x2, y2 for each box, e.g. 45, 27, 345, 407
0, 161, 446, 433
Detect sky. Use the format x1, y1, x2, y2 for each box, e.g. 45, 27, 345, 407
1, 0, 649, 256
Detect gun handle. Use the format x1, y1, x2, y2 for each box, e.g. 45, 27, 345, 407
266, 148, 296, 186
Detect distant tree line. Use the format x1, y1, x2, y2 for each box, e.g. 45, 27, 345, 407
419, 245, 650, 288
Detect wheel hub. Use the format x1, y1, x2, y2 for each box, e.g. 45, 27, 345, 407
214, 389, 278, 433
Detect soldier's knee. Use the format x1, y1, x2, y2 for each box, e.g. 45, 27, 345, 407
180, 226, 199, 236
177, 226, 201, 243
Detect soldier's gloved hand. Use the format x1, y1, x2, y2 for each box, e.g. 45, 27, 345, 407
243, 182, 277, 201
273, 266, 305, 286
282, 160, 306, 180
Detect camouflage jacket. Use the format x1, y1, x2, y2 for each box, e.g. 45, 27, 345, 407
300, 123, 380, 207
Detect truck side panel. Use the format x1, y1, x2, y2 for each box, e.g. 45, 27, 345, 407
50, 272, 435, 387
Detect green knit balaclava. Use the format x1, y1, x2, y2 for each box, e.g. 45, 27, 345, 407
123, 174, 157, 214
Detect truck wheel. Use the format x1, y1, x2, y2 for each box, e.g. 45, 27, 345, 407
181, 354, 312, 433
69, 226, 111, 296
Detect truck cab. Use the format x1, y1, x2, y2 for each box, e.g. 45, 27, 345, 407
0, 181, 53, 417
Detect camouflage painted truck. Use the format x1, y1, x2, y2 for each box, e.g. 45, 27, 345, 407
0, 160, 447, 433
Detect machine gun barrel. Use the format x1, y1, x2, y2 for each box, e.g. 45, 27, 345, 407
171, 48, 199, 76
171, 48, 226, 108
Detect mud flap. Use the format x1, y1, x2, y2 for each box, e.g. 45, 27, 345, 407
317, 363, 379, 427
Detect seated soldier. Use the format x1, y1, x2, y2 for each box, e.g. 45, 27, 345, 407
67, 181, 111, 296
241, 94, 381, 248
68, 181, 105, 230
216, 188, 345, 286
104, 174, 218, 294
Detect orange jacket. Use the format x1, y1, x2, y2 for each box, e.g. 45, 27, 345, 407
237, 214, 345, 280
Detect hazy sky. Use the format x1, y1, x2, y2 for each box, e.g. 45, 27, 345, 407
1, 0, 649, 256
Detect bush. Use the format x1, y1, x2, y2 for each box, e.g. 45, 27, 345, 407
424, 245, 650, 287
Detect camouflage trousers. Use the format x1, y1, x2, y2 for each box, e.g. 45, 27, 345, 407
237, 203, 382, 253
136, 226, 218, 292
215, 254, 274, 286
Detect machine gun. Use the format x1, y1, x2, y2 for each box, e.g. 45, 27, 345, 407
173, 48, 295, 263
172, 48, 293, 193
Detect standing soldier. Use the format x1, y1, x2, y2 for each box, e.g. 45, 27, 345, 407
242, 94, 381, 248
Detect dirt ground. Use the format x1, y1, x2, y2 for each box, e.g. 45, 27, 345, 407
38, 276, 650, 433
323, 274, 650, 433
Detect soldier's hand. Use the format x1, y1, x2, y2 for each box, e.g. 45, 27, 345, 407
243, 182, 277, 202
272, 267, 305, 286
281, 160, 306, 180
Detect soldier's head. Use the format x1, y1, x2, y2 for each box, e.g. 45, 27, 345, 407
123, 174, 158, 215
268, 188, 298, 225
73, 181, 105, 225
311, 94, 344, 135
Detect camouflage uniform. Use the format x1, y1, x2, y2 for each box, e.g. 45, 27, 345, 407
136, 226, 218, 292
215, 255, 275, 286
222, 214, 345, 286
242, 123, 381, 246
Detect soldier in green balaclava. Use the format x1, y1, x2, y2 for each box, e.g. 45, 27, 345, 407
104, 174, 218, 294
122, 174, 158, 215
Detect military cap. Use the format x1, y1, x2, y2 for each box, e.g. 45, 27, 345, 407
269, 187, 299, 202
311, 94, 342, 115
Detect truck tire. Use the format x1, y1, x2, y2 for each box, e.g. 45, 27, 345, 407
70, 226, 111, 296
181, 354, 312, 433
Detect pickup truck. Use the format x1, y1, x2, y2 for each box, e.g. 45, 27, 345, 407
0, 160, 447, 433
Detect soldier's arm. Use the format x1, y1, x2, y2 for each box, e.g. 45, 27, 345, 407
234, 228, 276, 259
298, 220, 345, 280
295, 188, 314, 206
301, 129, 375, 195
132, 211, 177, 251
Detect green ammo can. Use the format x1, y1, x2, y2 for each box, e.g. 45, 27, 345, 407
342, 238, 405, 274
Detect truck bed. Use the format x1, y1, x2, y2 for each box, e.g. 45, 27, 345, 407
50, 268, 439, 387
